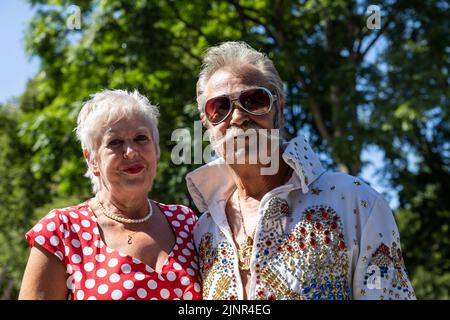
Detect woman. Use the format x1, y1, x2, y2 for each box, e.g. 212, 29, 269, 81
19, 89, 201, 300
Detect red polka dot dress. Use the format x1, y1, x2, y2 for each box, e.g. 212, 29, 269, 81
26, 200, 202, 300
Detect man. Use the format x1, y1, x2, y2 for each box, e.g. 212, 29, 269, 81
186, 41, 415, 300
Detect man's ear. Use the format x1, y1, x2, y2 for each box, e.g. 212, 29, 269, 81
83, 149, 100, 176
200, 112, 209, 129
278, 96, 285, 128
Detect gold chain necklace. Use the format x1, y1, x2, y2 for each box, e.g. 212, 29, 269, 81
95, 198, 153, 245
236, 192, 256, 271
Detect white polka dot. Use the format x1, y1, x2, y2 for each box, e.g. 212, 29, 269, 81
118, 251, 127, 257
194, 282, 201, 292
190, 261, 198, 269
180, 231, 188, 238
72, 254, 81, 264
121, 264, 131, 274
158, 273, 165, 282
178, 256, 187, 263
87, 296, 96, 300
184, 225, 190, 232
167, 271, 176, 281
92, 227, 100, 235
169, 205, 177, 211
137, 288, 147, 298
108, 258, 119, 267
83, 247, 93, 256
182, 249, 191, 256
47, 211, 56, 219
35, 235, 45, 245
55, 251, 63, 260
96, 268, 107, 278
74, 271, 83, 282
46, 222, 56, 232
183, 292, 193, 300
132, 258, 141, 264
173, 245, 179, 250
147, 280, 157, 290
181, 207, 189, 214
187, 268, 195, 276
76, 290, 85, 300
80, 210, 89, 216
82, 232, 92, 240
71, 239, 81, 248
126, 297, 135, 300
95, 254, 106, 262
106, 247, 114, 253
174, 288, 183, 297
173, 262, 182, 271
81, 220, 91, 228
187, 242, 194, 250
111, 290, 123, 300
109, 273, 120, 283
134, 272, 145, 281
59, 215, 69, 223
186, 218, 194, 225
164, 210, 173, 217
84, 262, 94, 272
123, 280, 134, 289
66, 265, 73, 274
176, 237, 183, 244
85, 279, 95, 289
70, 224, 80, 233
70, 212, 79, 219
160, 288, 170, 299
66, 276, 74, 291
145, 265, 153, 273
181, 276, 190, 286
177, 214, 186, 221
94, 240, 103, 248
98, 284, 109, 294
49, 235, 59, 247
171, 221, 181, 228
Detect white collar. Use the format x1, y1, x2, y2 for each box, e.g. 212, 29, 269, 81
185, 135, 326, 212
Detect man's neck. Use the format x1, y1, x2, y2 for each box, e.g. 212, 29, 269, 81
228, 155, 292, 201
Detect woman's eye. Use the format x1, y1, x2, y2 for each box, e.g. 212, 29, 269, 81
135, 135, 149, 142
107, 139, 122, 147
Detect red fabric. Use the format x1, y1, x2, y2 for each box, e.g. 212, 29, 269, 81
26, 200, 201, 300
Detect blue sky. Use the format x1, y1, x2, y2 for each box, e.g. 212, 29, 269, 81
0, 0, 39, 104
0, 0, 399, 209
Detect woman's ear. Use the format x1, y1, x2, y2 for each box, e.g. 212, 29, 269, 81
83, 149, 100, 176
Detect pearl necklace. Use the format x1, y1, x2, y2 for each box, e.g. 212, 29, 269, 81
95, 198, 153, 224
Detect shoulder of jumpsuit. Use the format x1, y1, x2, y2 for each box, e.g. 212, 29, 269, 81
305, 169, 388, 229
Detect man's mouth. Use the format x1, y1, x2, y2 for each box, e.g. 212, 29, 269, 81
123, 164, 145, 174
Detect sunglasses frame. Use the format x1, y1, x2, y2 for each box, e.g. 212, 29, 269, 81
205, 86, 278, 125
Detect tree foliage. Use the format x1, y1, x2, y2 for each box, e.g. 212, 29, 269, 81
0, 0, 448, 299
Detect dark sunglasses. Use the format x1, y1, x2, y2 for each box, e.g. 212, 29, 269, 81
204, 87, 277, 125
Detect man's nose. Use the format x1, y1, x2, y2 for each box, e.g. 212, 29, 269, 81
229, 101, 249, 127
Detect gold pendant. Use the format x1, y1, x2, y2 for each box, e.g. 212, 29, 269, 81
127, 235, 133, 244
238, 236, 254, 271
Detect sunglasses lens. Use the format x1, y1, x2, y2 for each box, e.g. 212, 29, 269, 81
240, 88, 271, 113
205, 96, 230, 124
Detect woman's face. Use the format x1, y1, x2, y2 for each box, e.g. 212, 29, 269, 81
90, 114, 158, 196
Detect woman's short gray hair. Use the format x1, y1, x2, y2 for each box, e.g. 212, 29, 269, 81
196, 41, 285, 123
75, 89, 160, 194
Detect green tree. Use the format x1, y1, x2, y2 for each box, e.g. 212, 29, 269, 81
1, 0, 447, 298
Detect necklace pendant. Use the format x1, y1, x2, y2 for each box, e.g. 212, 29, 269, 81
127, 235, 133, 245
238, 236, 254, 271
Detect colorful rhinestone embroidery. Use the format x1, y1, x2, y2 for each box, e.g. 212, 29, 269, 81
198, 233, 238, 300
364, 240, 414, 299
255, 204, 351, 300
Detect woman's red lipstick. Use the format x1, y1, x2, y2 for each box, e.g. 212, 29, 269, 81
124, 164, 144, 174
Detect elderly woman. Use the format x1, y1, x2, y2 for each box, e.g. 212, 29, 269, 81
19, 89, 201, 300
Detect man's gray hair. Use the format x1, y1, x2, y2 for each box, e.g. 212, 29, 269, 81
196, 41, 284, 123
75, 89, 160, 194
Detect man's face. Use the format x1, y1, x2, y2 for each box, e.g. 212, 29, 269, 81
202, 64, 281, 163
